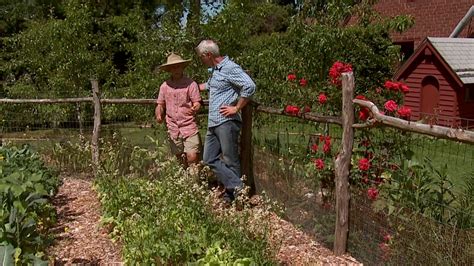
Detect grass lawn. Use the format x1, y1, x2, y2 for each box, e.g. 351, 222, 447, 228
2, 114, 472, 187
410, 135, 474, 187
252, 115, 473, 188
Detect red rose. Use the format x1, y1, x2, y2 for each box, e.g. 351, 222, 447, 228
287, 73, 297, 81
397, 105, 411, 118
299, 78, 307, 86
314, 158, 325, 170
358, 157, 370, 171
303, 106, 311, 113
359, 107, 370, 121
355, 95, 367, 100
329, 61, 352, 85
384, 80, 395, 90
318, 93, 328, 104
384, 100, 398, 112
285, 105, 300, 116
367, 187, 379, 200
392, 82, 401, 91
400, 83, 409, 93
325, 135, 331, 144
311, 144, 318, 153
323, 143, 331, 154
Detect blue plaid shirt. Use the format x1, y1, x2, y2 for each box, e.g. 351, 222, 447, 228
206, 56, 256, 127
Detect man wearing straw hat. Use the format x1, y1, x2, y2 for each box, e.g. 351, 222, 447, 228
156, 53, 202, 168
195, 40, 256, 204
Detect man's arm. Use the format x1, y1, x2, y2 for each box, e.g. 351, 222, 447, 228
219, 97, 250, 117
219, 66, 255, 117
155, 104, 165, 123
198, 83, 207, 91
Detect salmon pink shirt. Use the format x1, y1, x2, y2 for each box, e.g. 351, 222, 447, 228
157, 77, 201, 140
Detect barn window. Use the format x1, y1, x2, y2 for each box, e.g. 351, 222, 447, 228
465, 85, 474, 102
394, 41, 414, 62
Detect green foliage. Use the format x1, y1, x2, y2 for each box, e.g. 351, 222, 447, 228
0, 0, 65, 37
94, 136, 273, 265
0, 145, 60, 265
2, 0, 414, 126
375, 159, 473, 229
202, 1, 291, 55
51, 135, 92, 173
238, 19, 403, 111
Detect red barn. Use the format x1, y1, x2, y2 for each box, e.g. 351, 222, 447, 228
374, 0, 474, 59
394, 37, 474, 128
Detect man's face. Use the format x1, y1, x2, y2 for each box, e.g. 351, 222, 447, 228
167, 64, 185, 76
199, 52, 212, 67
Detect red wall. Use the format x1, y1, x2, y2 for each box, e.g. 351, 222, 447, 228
375, 0, 474, 47
458, 84, 474, 127
401, 50, 462, 126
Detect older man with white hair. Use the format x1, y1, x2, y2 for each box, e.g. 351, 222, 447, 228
195, 39, 256, 204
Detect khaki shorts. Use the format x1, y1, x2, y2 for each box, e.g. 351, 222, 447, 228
169, 132, 201, 155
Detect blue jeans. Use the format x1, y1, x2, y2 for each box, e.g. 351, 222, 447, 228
203, 120, 243, 190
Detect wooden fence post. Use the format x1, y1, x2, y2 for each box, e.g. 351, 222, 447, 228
91, 80, 101, 176
241, 103, 255, 195
334, 72, 355, 255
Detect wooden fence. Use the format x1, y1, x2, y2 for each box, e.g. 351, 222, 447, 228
2, 74, 474, 255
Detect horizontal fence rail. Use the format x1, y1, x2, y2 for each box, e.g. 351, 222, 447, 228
1, 73, 473, 259
353, 99, 474, 144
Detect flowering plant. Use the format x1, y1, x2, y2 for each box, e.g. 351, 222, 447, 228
329, 61, 353, 86
350, 76, 414, 203
306, 134, 336, 203
284, 105, 300, 116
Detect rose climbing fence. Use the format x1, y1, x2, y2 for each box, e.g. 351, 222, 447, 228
1, 74, 473, 264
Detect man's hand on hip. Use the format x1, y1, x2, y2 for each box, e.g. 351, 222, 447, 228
219, 105, 239, 117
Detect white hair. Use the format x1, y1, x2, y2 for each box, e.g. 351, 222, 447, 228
196, 40, 220, 56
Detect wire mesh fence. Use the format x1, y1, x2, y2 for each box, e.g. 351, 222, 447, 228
2, 101, 473, 264
252, 112, 474, 265
1, 103, 166, 172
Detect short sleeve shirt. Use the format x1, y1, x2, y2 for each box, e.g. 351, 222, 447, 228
157, 77, 201, 139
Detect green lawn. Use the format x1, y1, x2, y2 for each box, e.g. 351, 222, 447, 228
252, 115, 473, 188
2, 115, 473, 187
410, 135, 474, 187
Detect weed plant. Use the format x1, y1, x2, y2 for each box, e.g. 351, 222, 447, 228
94, 135, 276, 265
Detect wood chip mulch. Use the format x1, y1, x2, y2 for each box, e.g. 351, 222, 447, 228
47, 174, 360, 265
267, 211, 360, 265
47, 174, 122, 265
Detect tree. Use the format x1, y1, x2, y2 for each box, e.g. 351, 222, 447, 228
0, 0, 65, 37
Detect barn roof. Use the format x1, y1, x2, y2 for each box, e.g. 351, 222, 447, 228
395, 37, 474, 85
429, 38, 474, 84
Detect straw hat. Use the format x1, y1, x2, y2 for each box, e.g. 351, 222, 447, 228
159, 53, 191, 71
